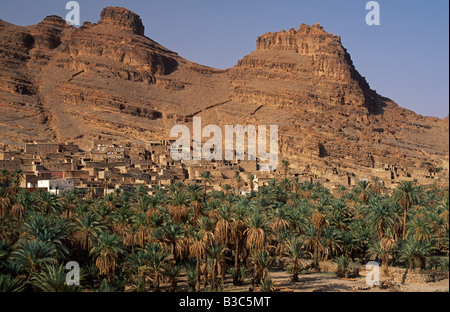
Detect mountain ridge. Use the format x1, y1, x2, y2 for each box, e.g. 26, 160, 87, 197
0, 7, 448, 186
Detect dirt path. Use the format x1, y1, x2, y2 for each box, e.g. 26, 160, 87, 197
222, 269, 449, 293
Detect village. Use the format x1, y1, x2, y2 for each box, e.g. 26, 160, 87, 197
0, 138, 270, 197
0, 137, 447, 198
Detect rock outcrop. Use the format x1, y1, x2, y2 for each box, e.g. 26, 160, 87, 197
0, 7, 448, 187
237, 23, 376, 114
99, 7, 145, 36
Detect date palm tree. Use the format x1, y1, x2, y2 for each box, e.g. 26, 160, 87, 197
61, 191, 78, 219
380, 236, 396, 274
363, 197, 399, 240
341, 231, 357, 259
73, 211, 107, 259
393, 181, 420, 239
129, 213, 151, 249
132, 194, 149, 214
145, 243, 170, 292
299, 181, 314, 199
230, 212, 247, 285
188, 184, 204, 220
189, 230, 207, 292
213, 204, 233, 284
311, 210, 329, 267
370, 177, 385, 196
37, 192, 62, 215
145, 195, 161, 222
252, 250, 273, 289
349, 220, 371, 263
134, 185, 148, 199
0, 274, 25, 292
197, 217, 215, 289
183, 259, 198, 291
330, 199, 352, 231
432, 198, 449, 252
284, 236, 305, 282
438, 198, 449, 230
0, 188, 11, 217
10, 240, 58, 279
291, 177, 301, 197
0, 169, 10, 187
245, 212, 269, 252
201, 171, 213, 203
11, 189, 36, 221
162, 223, 185, 264
102, 193, 118, 212
399, 237, 433, 270
110, 207, 133, 240
124, 250, 151, 291
281, 160, 290, 202
234, 173, 244, 196
102, 175, 112, 196
168, 190, 189, 224
90, 232, 126, 283
222, 184, 233, 196
214, 204, 232, 246
355, 180, 371, 204
22, 213, 69, 260
166, 264, 182, 292
406, 215, 433, 243
321, 227, 343, 261
269, 207, 291, 233
8, 169, 23, 196
31, 263, 79, 292
207, 243, 227, 292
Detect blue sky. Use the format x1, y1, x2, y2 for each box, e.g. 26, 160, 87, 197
1, 0, 448, 118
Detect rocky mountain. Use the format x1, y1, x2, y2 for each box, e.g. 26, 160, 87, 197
0, 7, 448, 186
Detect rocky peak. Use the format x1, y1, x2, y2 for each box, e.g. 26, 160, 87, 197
236, 23, 378, 115
39, 15, 69, 26
33, 15, 74, 36
29, 15, 73, 51
99, 7, 145, 36
257, 23, 344, 56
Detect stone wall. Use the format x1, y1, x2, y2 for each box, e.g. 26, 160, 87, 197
390, 268, 449, 284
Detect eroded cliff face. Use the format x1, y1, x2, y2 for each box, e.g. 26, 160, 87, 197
225, 23, 448, 182
0, 7, 448, 184
65, 7, 179, 78
0, 7, 185, 146
99, 6, 145, 36
234, 24, 376, 115
256, 24, 362, 84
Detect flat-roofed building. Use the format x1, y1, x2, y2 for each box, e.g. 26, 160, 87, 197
37, 179, 75, 195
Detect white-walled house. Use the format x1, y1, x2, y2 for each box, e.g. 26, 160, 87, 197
37, 179, 75, 195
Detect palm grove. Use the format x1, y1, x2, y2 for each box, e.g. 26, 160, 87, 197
0, 166, 448, 292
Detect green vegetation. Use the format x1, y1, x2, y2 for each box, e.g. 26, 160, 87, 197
0, 169, 448, 292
